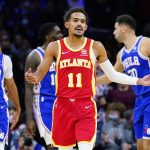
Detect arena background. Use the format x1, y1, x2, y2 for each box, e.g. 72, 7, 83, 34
1, 0, 150, 149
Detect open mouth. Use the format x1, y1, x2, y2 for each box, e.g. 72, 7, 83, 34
75, 27, 83, 31
75, 29, 83, 33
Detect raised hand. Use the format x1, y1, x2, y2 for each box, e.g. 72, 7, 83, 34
137, 75, 150, 86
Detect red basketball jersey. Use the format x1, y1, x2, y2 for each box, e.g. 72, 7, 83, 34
56, 37, 96, 98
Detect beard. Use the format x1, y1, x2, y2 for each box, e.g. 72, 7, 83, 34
73, 33, 83, 38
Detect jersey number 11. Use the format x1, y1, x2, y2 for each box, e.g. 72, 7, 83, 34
68, 73, 82, 88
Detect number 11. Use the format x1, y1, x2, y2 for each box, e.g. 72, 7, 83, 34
68, 73, 82, 88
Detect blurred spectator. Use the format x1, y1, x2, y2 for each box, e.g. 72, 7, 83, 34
85, 0, 113, 28
100, 102, 126, 150
122, 109, 137, 150
106, 83, 135, 110
7, 102, 20, 150
1, 32, 12, 55
10, 34, 31, 110
11, 127, 46, 150
95, 96, 107, 146
66, 0, 85, 8
95, 64, 111, 100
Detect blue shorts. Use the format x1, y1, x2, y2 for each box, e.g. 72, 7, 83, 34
33, 95, 55, 132
134, 94, 150, 139
0, 104, 9, 143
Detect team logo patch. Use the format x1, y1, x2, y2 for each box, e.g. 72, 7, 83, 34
80, 49, 88, 56
147, 128, 150, 135
144, 125, 150, 135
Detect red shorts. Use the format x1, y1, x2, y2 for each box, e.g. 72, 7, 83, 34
52, 97, 97, 147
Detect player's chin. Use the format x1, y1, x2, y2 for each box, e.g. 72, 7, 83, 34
115, 37, 121, 43
74, 33, 83, 38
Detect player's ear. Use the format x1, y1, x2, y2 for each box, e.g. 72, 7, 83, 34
64, 22, 69, 29
122, 25, 126, 33
84, 24, 88, 31
45, 35, 49, 40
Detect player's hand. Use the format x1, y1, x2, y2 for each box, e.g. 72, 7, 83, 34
10, 108, 21, 129
26, 119, 36, 136
137, 74, 150, 86
25, 68, 38, 84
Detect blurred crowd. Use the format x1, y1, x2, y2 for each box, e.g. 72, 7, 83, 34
1, 0, 150, 149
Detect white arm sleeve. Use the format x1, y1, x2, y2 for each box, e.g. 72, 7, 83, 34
99, 60, 138, 85
3, 55, 13, 79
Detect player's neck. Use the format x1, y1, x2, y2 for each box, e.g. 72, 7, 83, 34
66, 36, 85, 50
42, 42, 50, 51
124, 34, 137, 50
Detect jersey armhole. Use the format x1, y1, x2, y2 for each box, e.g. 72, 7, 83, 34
119, 48, 124, 64
56, 40, 61, 64
89, 40, 96, 65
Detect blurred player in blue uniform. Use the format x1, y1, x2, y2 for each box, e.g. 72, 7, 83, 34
97, 15, 150, 150
25, 23, 62, 150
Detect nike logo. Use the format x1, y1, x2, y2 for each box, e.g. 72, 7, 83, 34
69, 98, 76, 102
62, 51, 70, 54
85, 105, 92, 109
1, 105, 5, 109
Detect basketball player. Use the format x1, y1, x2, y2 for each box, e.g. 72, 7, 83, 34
25, 8, 150, 150
96, 15, 150, 150
0, 52, 21, 150
25, 23, 62, 150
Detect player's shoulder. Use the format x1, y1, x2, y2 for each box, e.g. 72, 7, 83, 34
2, 54, 12, 69
141, 36, 150, 45
25, 48, 41, 65
92, 40, 104, 49
46, 41, 59, 57
140, 36, 150, 56
3, 54, 12, 63
27, 48, 40, 60
47, 41, 59, 50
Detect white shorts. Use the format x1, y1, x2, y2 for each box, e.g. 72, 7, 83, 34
33, 95, 52, 145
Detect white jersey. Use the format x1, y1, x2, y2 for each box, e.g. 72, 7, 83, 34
3, 55, 13, 79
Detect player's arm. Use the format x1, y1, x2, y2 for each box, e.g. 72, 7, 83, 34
141, 37, 150, 57
24, 51, 41, 135
25, 42, 58, 84
96, 50, 124, 84
4, 55, 21, 129
93, 41, 149, 85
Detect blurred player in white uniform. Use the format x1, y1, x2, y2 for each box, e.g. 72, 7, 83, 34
0, 52, 21, 150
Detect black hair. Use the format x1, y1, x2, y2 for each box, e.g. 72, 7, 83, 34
39, 22, 56, 43
116, 15, 136, 31
63, 7, 89, 24
107, 102, 126, 118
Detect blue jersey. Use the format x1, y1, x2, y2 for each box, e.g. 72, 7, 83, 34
0, 53, 9, 143
33, 47, 56, 133
120, 36, 150, 96
33, 47, 56, 98
0, 53, 8, 105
